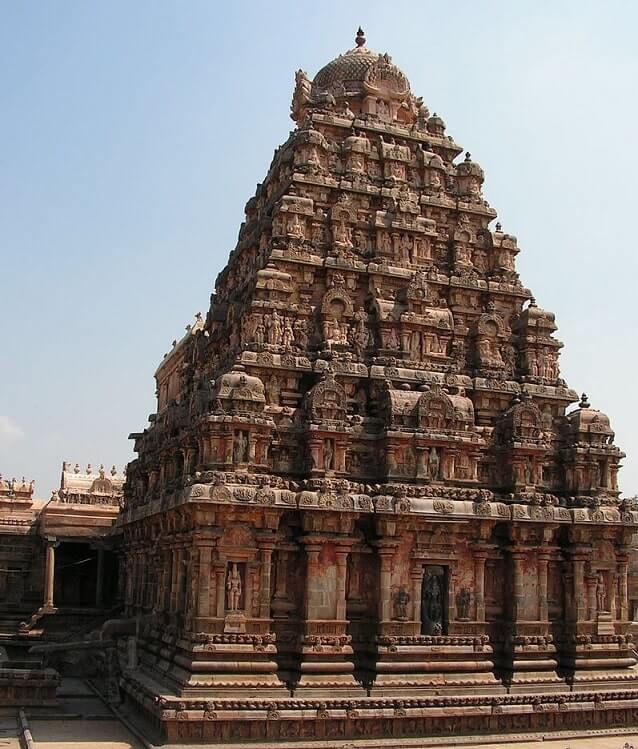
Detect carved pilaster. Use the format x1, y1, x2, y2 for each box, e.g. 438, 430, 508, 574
473, 551, 487, 623
537, 552, 550, 622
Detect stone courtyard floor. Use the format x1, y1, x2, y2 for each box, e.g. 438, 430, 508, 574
19, 677, 142, 749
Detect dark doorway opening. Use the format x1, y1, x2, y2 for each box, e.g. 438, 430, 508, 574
54, 542, 117, 608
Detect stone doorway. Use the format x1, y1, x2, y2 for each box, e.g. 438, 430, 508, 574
54, 542, 117, 608
421, 565, 448, 635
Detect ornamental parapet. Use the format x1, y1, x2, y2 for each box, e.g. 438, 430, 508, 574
117, 473, 638, 529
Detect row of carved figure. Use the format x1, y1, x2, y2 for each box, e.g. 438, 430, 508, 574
239, 310, 559, 377
170, 557, 613, 628
273, 217, 512, 270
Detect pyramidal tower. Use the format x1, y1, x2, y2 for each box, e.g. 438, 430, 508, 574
118, 31, 636, 744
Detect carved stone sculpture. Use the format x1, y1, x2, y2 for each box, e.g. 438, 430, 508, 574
226, 563, 242, 611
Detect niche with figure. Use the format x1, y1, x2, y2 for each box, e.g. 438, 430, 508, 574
225, 561, 246, 612
421, 565, 448, 635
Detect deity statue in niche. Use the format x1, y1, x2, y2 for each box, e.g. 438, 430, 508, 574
428, 447, 440, 480
324, 439, 335, 470
333, 221, 352, 247
478, 322, 504, 368
385, 327, 400, 350
312, 222, 326, 244
350, 308, 369, 357
266, 376, 280, 406
393, 586, 411, 620
254, 318, 266, 345
226, 563, 243, 612
293, 318, 309, 349
377, 99, 390, 120
378, 230, 392, 254
353, 229, 368, 254
346, 554, 362, 600
233, 431, 249, 464
348, 152, 365, 173
322, 299, 349, 345
422, 568, 445, 635
457, 587, 471, 620
282, 318, 295, 349
596, 572, 606, 613
287, 213, 305, 239
266, 310, 283, 345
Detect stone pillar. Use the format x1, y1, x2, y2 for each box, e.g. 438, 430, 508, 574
448, 569, 458, 622
573, 558, 586, 622
537, 552, 549, 622
135, 551, 144, 607
586, 573, 598, 621
257, 539, 275, 621
124, 556, 133, 608
611, 572, 619, 620
170, 547, 178, 612
619, 558, 629, 621
410, 564, 423, 624
95, 547, 105, 608
378, 547, 395, 623
114, 552, 125, 605
197, 545, 213, 618
303, 544, 321, 620
511, 551, 525, 621
474, 552, 487, 623
335, 549, 348, 621
44, 540, 57, 609
214, 562, 226, 618
180, 547, 191, 615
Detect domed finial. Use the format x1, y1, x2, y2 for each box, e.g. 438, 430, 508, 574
355, 27, 366, 47
495, 222, 502, 232
579, 393, 590, 408
529, 296, 537, 307
465, 151, 471, 161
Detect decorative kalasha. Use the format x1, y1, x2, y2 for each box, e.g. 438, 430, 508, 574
117, 30, 637, 744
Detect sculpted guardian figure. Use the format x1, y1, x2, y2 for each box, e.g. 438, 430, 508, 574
226, 563, 242, 612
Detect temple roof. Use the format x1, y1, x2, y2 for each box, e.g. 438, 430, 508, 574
311, 28, 411, 100
60, 462, 125, 498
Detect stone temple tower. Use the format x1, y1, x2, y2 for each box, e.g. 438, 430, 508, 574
117, 30, 638, 744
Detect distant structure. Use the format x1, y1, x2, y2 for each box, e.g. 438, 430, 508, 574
0, 464, 124, 632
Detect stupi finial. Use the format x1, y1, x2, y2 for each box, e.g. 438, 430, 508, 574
355, 27, 366, 47
465, 151, 472, 161
579, 393, 590, 408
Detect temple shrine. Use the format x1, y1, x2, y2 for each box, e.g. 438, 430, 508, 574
12, 29, 638, 745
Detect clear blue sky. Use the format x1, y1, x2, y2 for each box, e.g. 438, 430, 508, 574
1, 1, 637, 497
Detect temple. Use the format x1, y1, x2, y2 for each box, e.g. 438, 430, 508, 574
5, 29, 638, 745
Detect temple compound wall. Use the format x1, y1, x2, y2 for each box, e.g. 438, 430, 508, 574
115, 29, 638, 743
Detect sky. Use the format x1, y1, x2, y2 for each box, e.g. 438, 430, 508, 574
1, 1, 637, 497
